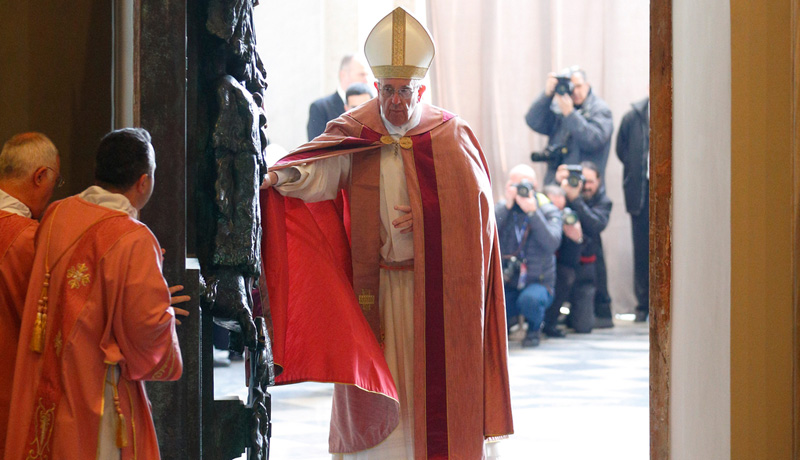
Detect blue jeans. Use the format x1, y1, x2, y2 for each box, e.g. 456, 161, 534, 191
505, 283, 554, 333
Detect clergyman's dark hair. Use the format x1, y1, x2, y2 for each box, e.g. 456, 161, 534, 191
345, 82, 374, 100
95, 128, 153, 190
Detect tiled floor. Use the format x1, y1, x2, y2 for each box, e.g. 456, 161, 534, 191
215, 319, 649, 460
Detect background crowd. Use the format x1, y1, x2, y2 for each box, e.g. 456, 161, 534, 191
499, 67, 650, 348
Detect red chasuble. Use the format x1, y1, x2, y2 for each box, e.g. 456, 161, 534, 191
262, 98, 513, 459
4, 197, 182, 460
0, 210, 37, 458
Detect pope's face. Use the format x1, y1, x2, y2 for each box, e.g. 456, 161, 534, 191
375, 78, 426, 126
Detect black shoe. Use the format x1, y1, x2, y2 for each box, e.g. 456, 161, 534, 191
594, 316, 614, 329
522, 331, 541, 348
634, 310, 649, 323
543, 327, 566, 338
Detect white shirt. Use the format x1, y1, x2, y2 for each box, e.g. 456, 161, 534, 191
78, 185, 139, 219
277, 105, 423, 262
0, 188, 32, 218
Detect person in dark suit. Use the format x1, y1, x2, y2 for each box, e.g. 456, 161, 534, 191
306, 54, 369, 140
616, 97, 650, 322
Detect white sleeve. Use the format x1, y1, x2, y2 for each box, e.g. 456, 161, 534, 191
275, 155, 351, 203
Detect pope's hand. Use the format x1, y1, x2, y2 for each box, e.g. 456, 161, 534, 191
260, 171, 277, 189
393, 205, 413, 234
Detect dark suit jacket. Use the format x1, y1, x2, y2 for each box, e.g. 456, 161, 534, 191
616, 97, 650, 215
307, 91, 345, 140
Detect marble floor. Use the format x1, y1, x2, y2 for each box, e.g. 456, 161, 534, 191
214, 318, 649, 460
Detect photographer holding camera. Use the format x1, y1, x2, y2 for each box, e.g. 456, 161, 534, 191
525, 67, 613, 185
496, 164, 562, 347
542, 185, 583, 338
551, 162, 612, 333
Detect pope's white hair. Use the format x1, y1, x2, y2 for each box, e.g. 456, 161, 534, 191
0, 132, 58, 180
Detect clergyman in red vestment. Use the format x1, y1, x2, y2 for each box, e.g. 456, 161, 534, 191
4, 128, 189, 460
262, 8, 513, 459
0, 132, 62, 459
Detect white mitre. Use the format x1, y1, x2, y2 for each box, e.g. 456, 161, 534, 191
364, 7, 435, 80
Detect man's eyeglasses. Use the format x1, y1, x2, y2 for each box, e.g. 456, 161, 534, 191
379, 85, 417, 100
46, 167, 65, 189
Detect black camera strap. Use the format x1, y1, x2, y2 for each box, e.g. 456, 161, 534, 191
507, 212, 531, 260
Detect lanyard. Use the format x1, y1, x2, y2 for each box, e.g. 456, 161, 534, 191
512, 212, 529, 258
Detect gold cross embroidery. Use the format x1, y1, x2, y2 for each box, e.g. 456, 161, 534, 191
66, 263, 90, 289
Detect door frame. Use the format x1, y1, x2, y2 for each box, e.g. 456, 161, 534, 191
649, 0, 672, 458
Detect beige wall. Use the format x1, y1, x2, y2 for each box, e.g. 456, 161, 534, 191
671, 0, 796, 457
730, 0, 794, 458
671, 0, 732, 456
0, 1, 112, 199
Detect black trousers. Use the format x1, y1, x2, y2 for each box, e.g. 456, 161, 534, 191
593, 242, 612, 319
631, 188, 650, 313
544, 264, 574, 330
549, 262, 596, 333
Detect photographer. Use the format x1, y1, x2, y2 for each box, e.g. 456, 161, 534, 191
552, 162, 612, 332
525, 67, 613, 185
496, 164, 562, 347
542, 185, 583, 338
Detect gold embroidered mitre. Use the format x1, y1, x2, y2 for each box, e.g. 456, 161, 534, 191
364, 7, 435, 80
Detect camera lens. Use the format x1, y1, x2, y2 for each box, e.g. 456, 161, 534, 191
567, 175, 580, 187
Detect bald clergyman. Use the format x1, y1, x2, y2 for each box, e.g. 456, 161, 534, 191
0, 132, 62, 459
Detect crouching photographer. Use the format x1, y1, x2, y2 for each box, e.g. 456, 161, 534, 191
496, 164, 562, 348
542, 185, 583, 338
549, 162, 612, 333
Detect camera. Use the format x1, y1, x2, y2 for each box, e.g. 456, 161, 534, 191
514, 180, 535, 198
562, 207, 578, 226
555, 74, 573, 96
502, 256, 523, 284
553, 65, 580, 96
531, 144, 568, 163
565, 164, 584, 187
